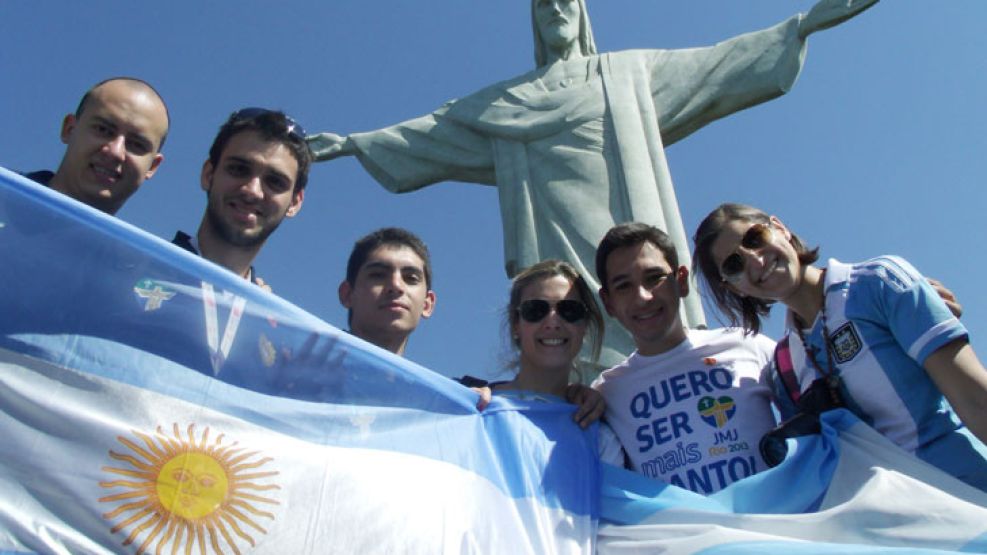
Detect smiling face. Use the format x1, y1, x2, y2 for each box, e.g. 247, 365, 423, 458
52, 80, 168, 214
339, 244, 436, 355
513, 274, 587, 375
200, 130, 303, 249
708, 217, 802, 303
601, 241, 689, 356
534, 0, 581, 55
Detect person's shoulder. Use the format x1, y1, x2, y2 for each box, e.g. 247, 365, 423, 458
21, 170, 54, 186
593, 354, 636, 388
689, 326, 774, 346
846, 256, 924, 293
171, 230, 197, 253
455, 375, 512, 389
456, 375, 491, 388
687, 327, 736, 341
689, 326, 776, 359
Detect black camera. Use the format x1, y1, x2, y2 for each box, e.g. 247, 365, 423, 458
759, 377, 845, 467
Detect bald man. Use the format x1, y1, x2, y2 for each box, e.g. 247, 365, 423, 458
25, 77, 169, 214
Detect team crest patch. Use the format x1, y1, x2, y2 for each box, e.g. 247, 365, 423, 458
829, 322, 862, 363
697, 396, 735, 428
133, 278, 176, 312
99, 423, 280, 553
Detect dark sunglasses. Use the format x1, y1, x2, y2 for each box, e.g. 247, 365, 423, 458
720, 222, 774, 283
517, 299, 588, 324
230, 107, 307, 140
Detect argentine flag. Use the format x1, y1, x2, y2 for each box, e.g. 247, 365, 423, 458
1, 167, 986, 554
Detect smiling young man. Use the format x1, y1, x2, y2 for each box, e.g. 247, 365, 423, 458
26, 77, 169, 214
591, 222, 778, 494
338, 228, 436, 356
173, 108, 310, 288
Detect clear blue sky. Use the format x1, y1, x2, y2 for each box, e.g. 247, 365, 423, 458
3, 1, 985, 381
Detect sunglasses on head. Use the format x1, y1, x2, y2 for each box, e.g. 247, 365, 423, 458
230, 107, 307, 140
517, 299, 588, 324
719, 222, 774, 283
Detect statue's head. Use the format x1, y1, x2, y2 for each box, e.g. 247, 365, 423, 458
531, 0, 596, 67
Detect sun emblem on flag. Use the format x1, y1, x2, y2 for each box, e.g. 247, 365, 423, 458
99, 423, 281, 554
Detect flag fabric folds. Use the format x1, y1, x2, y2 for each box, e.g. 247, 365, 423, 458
1, 167, 986, 554
598, 410, 987, 553
0, 168, 598, 554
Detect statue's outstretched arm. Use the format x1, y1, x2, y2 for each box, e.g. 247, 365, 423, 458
301, 99, 497, 190
799, 0, 879, 39
305, 132, 357, 162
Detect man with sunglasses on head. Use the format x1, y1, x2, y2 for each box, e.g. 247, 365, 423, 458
23, 77, 169, 215
173, 108, 310, 289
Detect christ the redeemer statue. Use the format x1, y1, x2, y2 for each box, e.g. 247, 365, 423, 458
308, 0, 878, 368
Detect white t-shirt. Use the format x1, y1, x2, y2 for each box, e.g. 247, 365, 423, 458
593, 328, 777, 494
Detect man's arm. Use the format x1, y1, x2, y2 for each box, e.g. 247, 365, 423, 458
924, 339, 987, 446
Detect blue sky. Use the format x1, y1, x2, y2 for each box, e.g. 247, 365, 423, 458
3, 1, 985, 381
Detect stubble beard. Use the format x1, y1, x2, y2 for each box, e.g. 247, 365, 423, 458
204, 189, 283, 249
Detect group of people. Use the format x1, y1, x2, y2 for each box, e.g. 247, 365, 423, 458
480, 214, 987, 496
23, 77, 308, 291
19, 77, 430, 354
19, 75, 987, 499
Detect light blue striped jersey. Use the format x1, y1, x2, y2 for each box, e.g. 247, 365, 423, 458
775, 257, 987, 491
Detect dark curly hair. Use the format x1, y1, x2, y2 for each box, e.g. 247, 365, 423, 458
208, 109, 312, 192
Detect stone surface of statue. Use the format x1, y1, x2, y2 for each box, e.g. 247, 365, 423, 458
308, 0, 878, 369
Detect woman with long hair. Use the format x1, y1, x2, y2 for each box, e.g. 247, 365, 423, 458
692, 203, 987, 491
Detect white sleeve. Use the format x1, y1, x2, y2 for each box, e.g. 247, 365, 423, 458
597, 421, 627, 468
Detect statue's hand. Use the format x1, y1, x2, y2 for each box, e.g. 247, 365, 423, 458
305, 132, 355, 161
798, 0, 878, 39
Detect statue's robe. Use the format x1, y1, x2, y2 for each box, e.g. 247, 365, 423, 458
348, 18, 806, 367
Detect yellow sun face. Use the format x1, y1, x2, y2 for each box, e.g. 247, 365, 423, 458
158, 452, 229, 519
100, 423, 280, 554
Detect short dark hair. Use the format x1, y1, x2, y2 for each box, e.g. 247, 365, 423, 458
208, 109, 312, 192
596, 222, 679, 293
345, 227, 433, 289
507, 259, 604, 366
75, 77, 170, 150
692, 203, 819, 335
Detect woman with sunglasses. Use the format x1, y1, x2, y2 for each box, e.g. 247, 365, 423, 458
462, 259, 625, 466
692, 203, 987, 491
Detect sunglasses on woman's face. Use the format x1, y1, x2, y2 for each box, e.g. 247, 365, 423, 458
719, 222, 774, 283
517, 299, 588, 323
